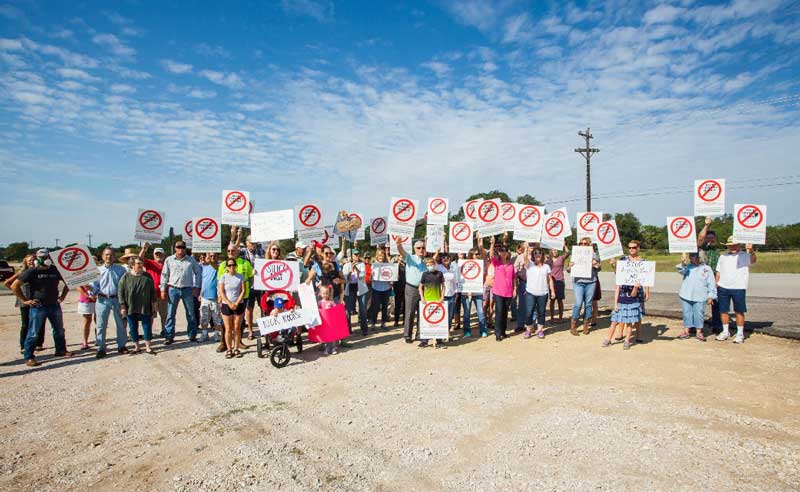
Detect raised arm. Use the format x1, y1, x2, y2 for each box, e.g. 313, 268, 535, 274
746, 244, 757, 264
697, 217, 711, 246
476, 232, 486, 260
139, 242, 150, 258
396, 236, 408, 258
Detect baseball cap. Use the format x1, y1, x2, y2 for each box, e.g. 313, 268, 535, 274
285, 252, 298, 261
273, 297, 286, 308
296, 241, 307, 249
352, 249, 360, 255
36, 248, 49, 257
153, 247, 165, 255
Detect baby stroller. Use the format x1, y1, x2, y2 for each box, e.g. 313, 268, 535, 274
256, 291, 303, 368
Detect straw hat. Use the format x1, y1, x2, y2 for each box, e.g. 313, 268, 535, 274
119, 248, 138, 261
724, 236, 739, 246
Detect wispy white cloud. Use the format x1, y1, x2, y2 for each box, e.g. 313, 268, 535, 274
0, 3, 24, 20
161, 59, 193, 74
421, 61, 450, 78
199, 69, 244, 89
195, 43, 231, 58
280, 0, 334, 23
110, 83, 136, 94
92, 33, 136, 57
56, 67, 100, 82
188, 88, 216, 99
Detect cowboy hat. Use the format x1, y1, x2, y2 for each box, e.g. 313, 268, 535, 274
119, 248, 138, 261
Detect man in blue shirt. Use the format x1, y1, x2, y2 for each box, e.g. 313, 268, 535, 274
397, 238, 429, 343
200, 253, 223, 346
91, 247, 129, 358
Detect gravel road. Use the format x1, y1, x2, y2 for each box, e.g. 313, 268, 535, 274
1, 292, 799, 491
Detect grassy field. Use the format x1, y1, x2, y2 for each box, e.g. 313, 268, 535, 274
641, 250, 800, 273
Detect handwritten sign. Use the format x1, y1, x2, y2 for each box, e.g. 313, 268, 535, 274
253, 259, 301, 291
256, 308, 312, 336
667, 216, 698, 253
615, 260, 656, 287
570, 246, 594, 279
427, 197, 449, 225
732, 204, 767, 245
297, 282, 321, 328
426, 224, 445, 252
694, 178, 725, 216
371, 263, 399, 282
250, 210, 295, 243
419, 301, 448, 339
51, 244, 100, 289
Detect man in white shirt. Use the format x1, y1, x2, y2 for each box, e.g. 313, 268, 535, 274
715, 236, 757, 344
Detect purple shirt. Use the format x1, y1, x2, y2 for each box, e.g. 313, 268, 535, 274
547, 255, 566, 281
491, 258, 515, 298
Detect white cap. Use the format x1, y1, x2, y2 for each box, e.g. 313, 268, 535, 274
296, 241, 307, 249
153, 247, 165, 255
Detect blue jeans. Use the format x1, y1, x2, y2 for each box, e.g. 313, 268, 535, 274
516, 280, 527, 329
127, 314, 153, 342
680, 298, 705, 329
346, 290, 368, 334
572, 281, 596, 320
24, 304, 66, 360
96, 297, 126, 351
165, 287, 198, 341
461, 294, 485, 335
444, 295, 455, 329
525, 292, 548, 328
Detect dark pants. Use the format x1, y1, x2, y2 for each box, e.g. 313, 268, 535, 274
19, 305, 44, 350
710, 299, 721, 329
516, 280, 527, 330
403, 284, 420, 340
345, 290, 369, 334
393, 282, 404, 324
370, 289, 391, 325
493, 294, 512, 340
24, 304, 66, 360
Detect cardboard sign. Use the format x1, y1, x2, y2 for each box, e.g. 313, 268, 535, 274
458, 259, 484, 294
250, 210, 294, 243
667, 216, 698, 253
448, 222, 473, 253
419, 301, 448, 339
306, 304, 350, 343
615, 260, 656, 287
388, 197, 418, 236
183, 219, 193, 249
371, 263, 399, 282
694, 178, 725, 216
732, 204, 767, 245
570, 246, 594, 279
477, 198, 504, 236
462, 199, 482, 226
576, 211, 603, 242
370, 217, 388, 246
295, 203, 326, 243
297, 282, 321, 328
256, 308, 312, 335
221, 190, 250, 226
135, 208, 165, 241
594, 219, 623, 260
514, 205, 544, 242
427, 197, 449, 225
192, 216, 221, 253
540, 212, 565, 250
51, 244, 100, 289
426, 224, 445, 252
389, 234, 409, 256
253, 259, 301, 291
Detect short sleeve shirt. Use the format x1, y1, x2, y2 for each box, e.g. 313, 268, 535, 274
420, 270, 444, 301
19, 265, 63, 305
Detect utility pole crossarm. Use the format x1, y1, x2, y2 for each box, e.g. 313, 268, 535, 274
574, 127, 599, 212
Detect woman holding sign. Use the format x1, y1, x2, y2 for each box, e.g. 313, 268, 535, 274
218, 260, 246, 358
569, 237, 601, 336
369, 248, 393, 329
487, 236, 516, 341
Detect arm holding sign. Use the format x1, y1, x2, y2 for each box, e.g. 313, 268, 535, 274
747, 244, 757, 264
697, 217, 712, 247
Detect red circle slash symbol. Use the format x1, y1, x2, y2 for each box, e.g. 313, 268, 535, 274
224, 191, 247, 212
737, 205, 763, 229
451, 223, 471, 242
429, 198, 446, 215
550, 210, 566, 219
184, 220, 193, 238
379, 267, 392, 281
478, 201, 499, 222
545, 217, 564, 237
580, 212, 600, 232
372, 218, 386, 235
465, 200, 478, 219
195, 218, 219, 240
392, 199, 415, 222
597, 222, 617, 245
460, 260, 480, 280
139, 210, 162, 231
391, 234, 408, 243
348, 214, 363, 229
518, 206, 541, 227
423, 302, 445, 325
298, 205, 321, 228
502, 204, 515, 221
58, 247, 88, 272
670, 217, 693, 239
697, 179, 722, 202
260, 261, 294, 290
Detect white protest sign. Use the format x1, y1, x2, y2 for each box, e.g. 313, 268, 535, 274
221, 190, 250, 226
594, 220, 623, 260
51, 244, 100, 289
298, 282, 321, 328
389, 234, 410, 257
576, 211, 603, 242
388, 196, 418, 236
295, 203, 326, 243
371, 263, 399, 282
322, 225, 336, 245
501, 202, 517, 232
448, 222, 473, 253
458, 259, 484, 294
256, 309, 312, 336
733, 204, 767, 245
615, 260, 656, 287
462, 199, 482, 226
351, 212, 366, 241
541, 212, 565, 250
694, 178, 725, 216
514, 205, 544, 242
370, 217, 388, 246
570, 246, 594, 279
667, 216, 698, 253
183, 219, 193, 249
253, 259, 301, 292
250, 210, 294, 243
426, 224, 445, 252
477, 198, 504, 236
419, 301, 448, 339
134, 209, 165, 242
192, 217, 221, 253
548, 207, 572, 238
427, 197, 449, 225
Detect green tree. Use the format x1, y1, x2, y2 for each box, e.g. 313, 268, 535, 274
4, 241, 30, 261
515, 194, 543, 206
640, 225, 666, 250
614, 212, 642, 246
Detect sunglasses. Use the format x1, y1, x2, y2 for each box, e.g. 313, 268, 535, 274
270, 248, 280, 251
175, 245, 186, 249
226, 263, 236, 267
414, 246, 424, 250
628, 245, 639, 249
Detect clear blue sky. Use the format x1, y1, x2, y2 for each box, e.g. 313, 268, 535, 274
1, 0, 799, 246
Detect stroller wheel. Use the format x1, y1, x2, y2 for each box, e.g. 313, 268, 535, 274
269, 345, 290, 368
256, 337, 264, 358
296, 335, 303, 354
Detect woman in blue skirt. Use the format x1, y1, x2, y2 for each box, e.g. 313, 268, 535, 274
605, 281, 643, 350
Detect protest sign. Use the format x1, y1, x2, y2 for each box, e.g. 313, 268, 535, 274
427, 197, 449, 225
733, 204, 767, 244
295, 203, 326, 243
448, 222, 473, 253
388, 197, 418, 236
426, 224, 445, 251
570, 246, 594, 279
667, 216, 698, 253
371, 263, 399, 282
221, 190, 250, 226
134, 209, 165, 242
352, 212, 366, 241
250, 210, 294, 243
253, 259, 301, 291
615, 260, 656, 287
548, 207, 572, 238
306, 304, 350, 343
458, 259, 483, 294
419, 301, 448, 339
389, 234, 409, 256
462, 199, 482, 226
514, 205, 544, 242
192, 217, 221, 253
298, 282, 321, 328
576, 211, 603, 242
183, 219, 193, 249
594, 220, 623, 260
477, 198, 504, 236
51, 244, 100, 289
256, 309, 312, 336
501, 202, 517, 232
370, 217, 388, 246
540, 212, 565, 250
694, 178, 725, 216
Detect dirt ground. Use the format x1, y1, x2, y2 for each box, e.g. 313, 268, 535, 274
1, 291, 798, 491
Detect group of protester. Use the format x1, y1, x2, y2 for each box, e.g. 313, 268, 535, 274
6, 216, 757, 367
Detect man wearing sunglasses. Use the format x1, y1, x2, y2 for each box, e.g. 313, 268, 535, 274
396, 238, 436, 343
159, 241, 202, 344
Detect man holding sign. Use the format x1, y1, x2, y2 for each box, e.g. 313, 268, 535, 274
714, 237, 757, 344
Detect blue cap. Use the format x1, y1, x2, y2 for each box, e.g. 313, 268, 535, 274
273, 297, 285, 308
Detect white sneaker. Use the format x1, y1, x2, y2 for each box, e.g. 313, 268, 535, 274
734, 335, 744, 344
716, 332, 730, 341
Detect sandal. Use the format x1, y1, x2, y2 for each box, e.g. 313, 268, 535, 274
623, 340, 631, 350
677, 332, 690, 340
235, 349, 243, 358
601, 338, 611, 347
537, 330, 545, 339
80, 342, 89, 350
247, 333, 254, 340
225, 350, 234, 359
696, 332, 706, 342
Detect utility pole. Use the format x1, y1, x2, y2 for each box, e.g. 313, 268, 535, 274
87, 234, 93, 248
574, 128, 600, 212
55, 238, 59, 248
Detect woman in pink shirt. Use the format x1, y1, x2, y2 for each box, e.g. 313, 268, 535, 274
488, 236, 516, 341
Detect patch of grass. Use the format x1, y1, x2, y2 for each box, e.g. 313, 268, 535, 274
639, 250, 800, 273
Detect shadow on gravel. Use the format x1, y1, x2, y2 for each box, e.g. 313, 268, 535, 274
635, 322, 669, 344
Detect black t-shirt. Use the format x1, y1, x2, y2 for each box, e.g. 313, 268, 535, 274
19, 265, 63, 305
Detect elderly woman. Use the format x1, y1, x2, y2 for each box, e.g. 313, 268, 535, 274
675, 252, 717, 341
118, 257, 159, 354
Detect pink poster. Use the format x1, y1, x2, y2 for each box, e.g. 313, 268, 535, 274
306, 304, 350, 343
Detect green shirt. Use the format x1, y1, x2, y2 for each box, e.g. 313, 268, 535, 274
699, 244, 721, 271
218, 257, 254, 297
118, 272, 158, 315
